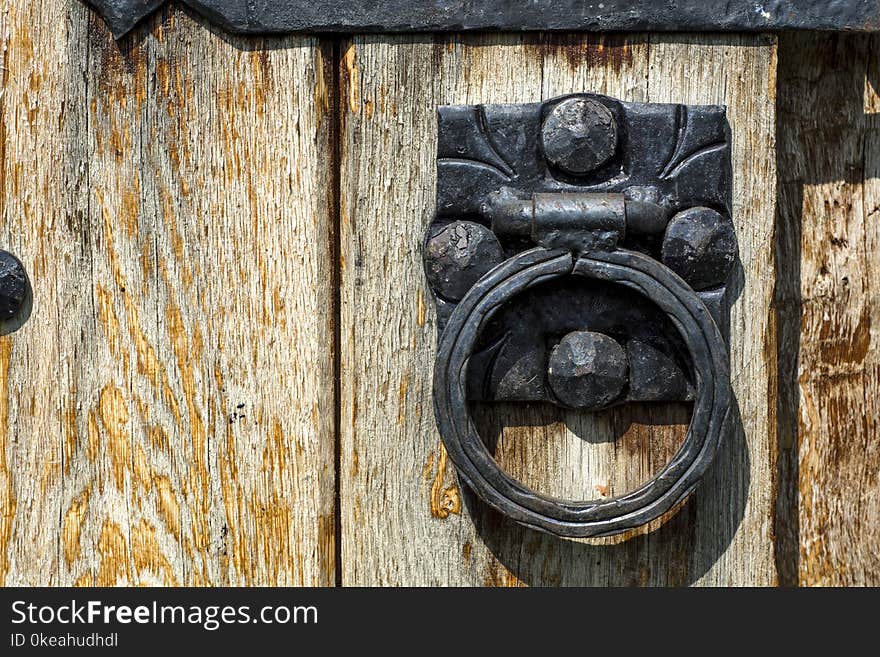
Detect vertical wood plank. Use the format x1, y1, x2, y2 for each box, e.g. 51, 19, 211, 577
0, 0, 92, 586
777, 33, 880, 586
0, 6, 335, 585
340, 33, 777, 586
648, 35, 778, 585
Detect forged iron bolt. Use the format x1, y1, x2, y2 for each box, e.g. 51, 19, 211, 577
661, 207, 737, 290
0, 251, 28, 320
541, 98, 618, 176
547, 331, 628, 410
423, 221, 505, 302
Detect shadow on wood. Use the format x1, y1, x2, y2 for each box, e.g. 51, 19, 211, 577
775, 32, 880, 586
464, 397, 748, 586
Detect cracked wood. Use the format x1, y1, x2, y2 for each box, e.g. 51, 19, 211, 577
0, 5, 335, 585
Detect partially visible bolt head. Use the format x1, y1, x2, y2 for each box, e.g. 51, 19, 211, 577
0, 251, 28, 320
548, 331, 628, 411
661, 207, 737, 291
423, 221, 505, 302
541, 97, 618, 176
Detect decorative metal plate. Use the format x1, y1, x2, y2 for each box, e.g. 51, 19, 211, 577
87, 0, 880, 39
423, 93, 735, 538
426, 94, 733, 407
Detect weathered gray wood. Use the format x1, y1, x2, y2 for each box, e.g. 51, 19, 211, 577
339, 34, 778, 585
0, 6, 336, 585
777, 32, 880, 586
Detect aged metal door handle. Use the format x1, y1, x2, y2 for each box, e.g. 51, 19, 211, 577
423, 94, 736, 538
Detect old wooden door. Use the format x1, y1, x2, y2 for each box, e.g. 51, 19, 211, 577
0, 3, 877, 586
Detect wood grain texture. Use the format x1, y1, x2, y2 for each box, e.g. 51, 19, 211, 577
339, 34, 777, 586
0, 5, 335, 585
776, 33, 880, 586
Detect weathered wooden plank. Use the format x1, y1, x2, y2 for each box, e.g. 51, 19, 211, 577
0, 5, 335, 585
340, 34, 777, 585
648, 35, 778, 586
777, 33, 880, 586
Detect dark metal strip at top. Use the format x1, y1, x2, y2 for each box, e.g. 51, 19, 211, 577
88, 0, 880, 39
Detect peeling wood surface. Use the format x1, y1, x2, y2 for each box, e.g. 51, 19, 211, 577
776, 33, 880, 586
339, 34, 777, 586
0, 6, 335, 585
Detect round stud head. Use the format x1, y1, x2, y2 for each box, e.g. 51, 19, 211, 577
423, 221, 505, 302
548, 331, 628, 410
0, 251, 28, 320
661, 207, 737, 291
541, 98, 618, 176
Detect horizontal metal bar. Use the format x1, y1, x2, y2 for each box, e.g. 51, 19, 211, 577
87, 0, 880, 40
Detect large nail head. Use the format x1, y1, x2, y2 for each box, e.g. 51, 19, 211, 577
661, 207, 737, 290
541, 98, 618, 176
424, 221, 505, 302
0, 251, 28, 320
548, 330, 628, 410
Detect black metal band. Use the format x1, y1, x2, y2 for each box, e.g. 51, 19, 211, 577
433, 246, 731, 538
87, 0, 880, 39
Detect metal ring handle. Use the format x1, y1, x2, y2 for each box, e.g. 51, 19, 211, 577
433, 246, 732, 538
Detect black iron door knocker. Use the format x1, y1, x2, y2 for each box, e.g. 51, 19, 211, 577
423, 93, 736, 538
